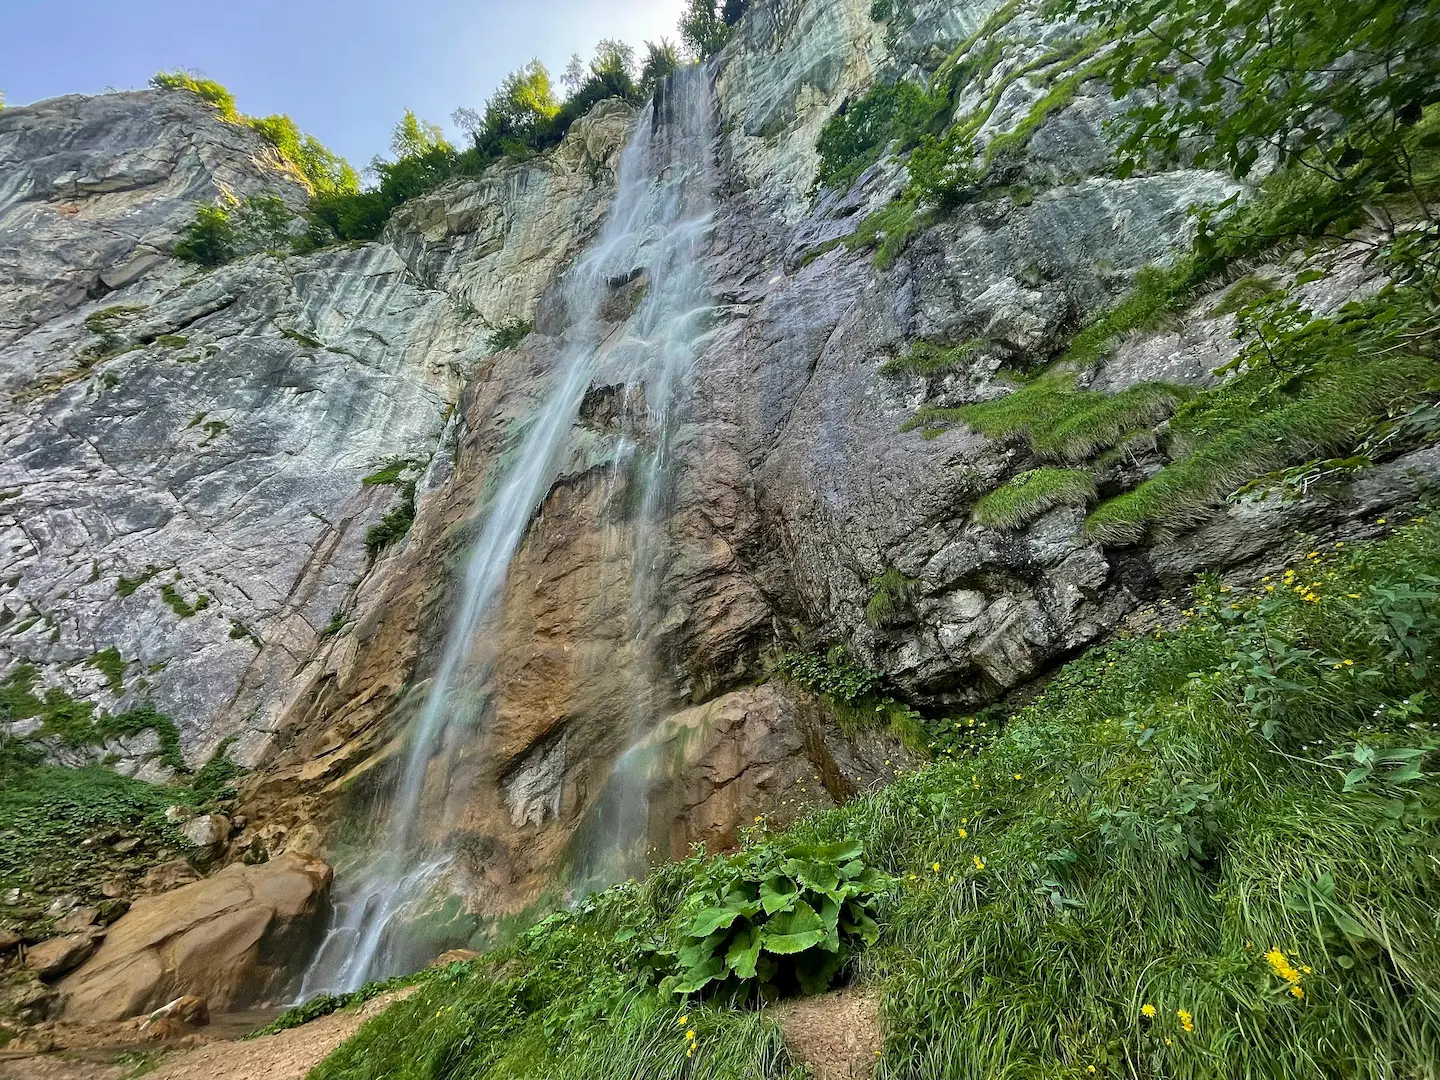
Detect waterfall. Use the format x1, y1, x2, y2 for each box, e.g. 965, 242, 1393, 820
298, 65, 720, 997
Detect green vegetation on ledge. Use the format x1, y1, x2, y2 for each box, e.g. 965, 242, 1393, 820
310, 521, 1440, 1080
972, 467, 1097, 529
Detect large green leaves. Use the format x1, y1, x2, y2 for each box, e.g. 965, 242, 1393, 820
760, 902, 828, 955
665, 837, 891, 1003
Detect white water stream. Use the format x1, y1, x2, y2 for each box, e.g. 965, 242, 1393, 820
299, 65, 720, 996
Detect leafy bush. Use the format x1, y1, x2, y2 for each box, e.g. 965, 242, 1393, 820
664, 839, 887, 1000
774, 649, 882, 704
173, 204, 238, 266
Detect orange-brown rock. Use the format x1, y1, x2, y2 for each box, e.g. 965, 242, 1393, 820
57, 853, 331, 1022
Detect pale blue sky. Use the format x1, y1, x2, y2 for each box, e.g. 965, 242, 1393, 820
0, 0, 685, 167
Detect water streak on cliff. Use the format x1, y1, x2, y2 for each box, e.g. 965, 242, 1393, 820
299, 64, 720, 995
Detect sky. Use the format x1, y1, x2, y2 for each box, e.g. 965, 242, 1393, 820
0, 0, 686, 167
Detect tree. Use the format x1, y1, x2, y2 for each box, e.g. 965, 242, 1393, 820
679, 0, 733, 58
391, 109, 452, 160
173, 204, 238, 267
640, 39, 682, 96
591, 39, 638, 84
562, 53, 588, 96
481, 60, 561, 149
1063, 0, 1440, 217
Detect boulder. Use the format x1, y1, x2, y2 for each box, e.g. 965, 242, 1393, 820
180, 814, 231, 857
142, 994, 210, 1039
57, 852, 332, 1022
0, 926, 22, 952
26, 934, 97, 980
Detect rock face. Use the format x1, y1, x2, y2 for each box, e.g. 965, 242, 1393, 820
4, 0, 1438, 993
57, 853, 331, 1021
0, 87, 622, 774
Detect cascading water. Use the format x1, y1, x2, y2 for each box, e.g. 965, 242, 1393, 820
299, 64, 720, 996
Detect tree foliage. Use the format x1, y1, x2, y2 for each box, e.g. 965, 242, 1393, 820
1062, 0, 1440, 214
151, 71, 357, 197
680, 0, 748, 59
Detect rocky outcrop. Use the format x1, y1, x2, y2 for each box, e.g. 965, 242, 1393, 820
57, 853, 331, 1021
0, 89, 625, 775
0, 89, 308, 349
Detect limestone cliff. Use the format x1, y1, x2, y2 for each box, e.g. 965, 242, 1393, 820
2, 0, 1435, 1011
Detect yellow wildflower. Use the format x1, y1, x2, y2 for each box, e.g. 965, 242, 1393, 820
1265, 585, 1275, 592
678, 1015, 689, 1027
1014, 773, 1023, 780
973, 855, 986, 871
958, 828, 968, 838
932, 862, 942, 873
1177, 1009, 1194, 1033
1141, 1003, 1157, 1019
1290, 986, 1305, 1000
1378, 518, 1387, 525
1088, 1067, 1097, 1075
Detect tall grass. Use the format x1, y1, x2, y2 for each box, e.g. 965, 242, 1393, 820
972, 467, 1096, 529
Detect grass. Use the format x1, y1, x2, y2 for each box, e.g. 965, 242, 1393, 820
307, 522, 1440, 1080
1209, 275, 1284, 318
160, 583, 210, 618
879, 339, 988, 378
905, 371, 1189, 462
1, 665, 188, 774
845, 197, 934, 269
1086, 354, 1439, 544
85, 647, 127, 694
971, 468, 1096, 529
866, 569, 920, 629
115, 565, 161, 598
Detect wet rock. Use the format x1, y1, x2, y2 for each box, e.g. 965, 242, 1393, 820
58, 852, 332, 1022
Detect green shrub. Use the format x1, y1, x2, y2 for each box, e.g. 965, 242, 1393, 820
774, 649, 882, 704
173, 204, 238, 267
971, 468, 1096, 529
366, 504, 416, 561
488, 319, 535, 352
663, 839, 887, 1001
150, 70, 238, 120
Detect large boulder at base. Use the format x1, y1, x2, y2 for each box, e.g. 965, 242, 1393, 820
56, 853, 331, 1022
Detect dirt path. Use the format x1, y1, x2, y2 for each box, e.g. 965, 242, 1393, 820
770, 986, 883, 1080
0, 994, 402, 1080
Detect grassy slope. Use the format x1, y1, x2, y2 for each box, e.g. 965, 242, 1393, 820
312, 521, 1440, 1080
